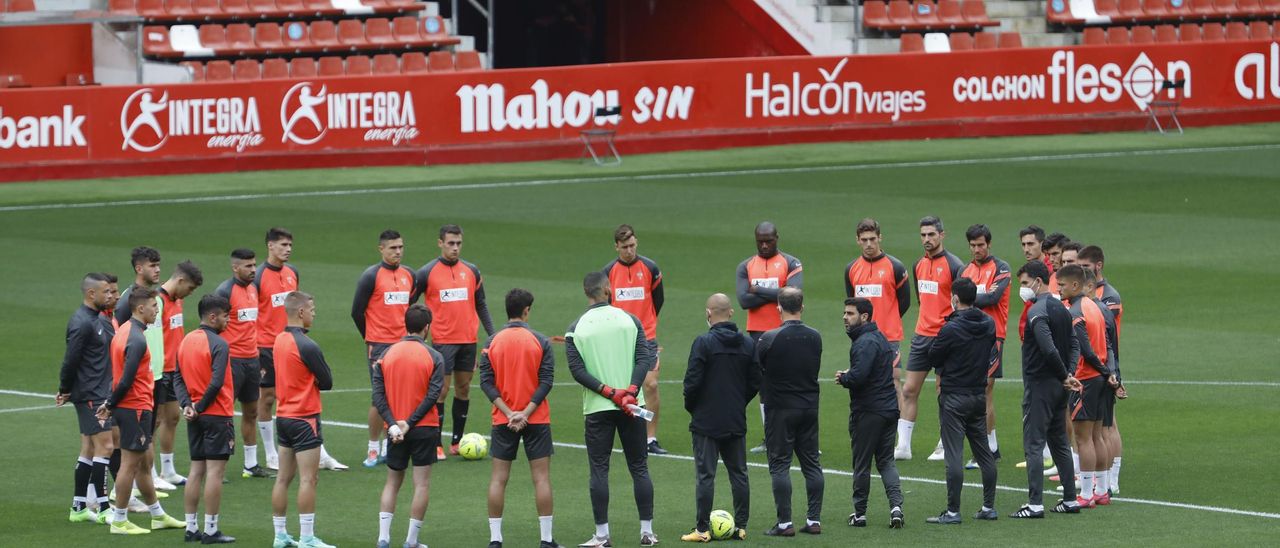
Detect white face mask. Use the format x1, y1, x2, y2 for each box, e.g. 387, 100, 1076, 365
1019, 286, 1036, 303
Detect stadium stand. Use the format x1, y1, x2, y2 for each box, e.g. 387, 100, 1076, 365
172, 50, 475, 77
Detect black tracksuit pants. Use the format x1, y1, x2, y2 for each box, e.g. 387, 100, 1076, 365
765, 407, 823, 525
849, 411, 904, 516
692, 433, 750, 531
585, 410, 655, 524
939, 391, 997, 512
1022, 378, 1078, 505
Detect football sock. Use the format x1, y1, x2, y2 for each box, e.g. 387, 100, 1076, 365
488, 517, 502, 542
539, 516, 553, 543
806, 519, 820, 527
378, 512, 393, 543
244, 445, 258, 469
109, 449, 122, 480
451, 399, 470, 444
1072, 451, 1080, 475
1110, 457, 1122, 490
778, 522, 793, 530
367, 441, 379, 456
272, 515, 288, 535
205, 514, 219, 534
259, 421, 277, 459
380, 438, 387, 456
148, 501, 165, 518
897, 420, 915, 448
988, 430, 998, 453
1028, 504, 1044, 512
73, 457, 92, 510
160, 453, 175, 477
647, 437, 657, 444
595, 523, 609, 539
1080, 471, 1094, 499
641, 519, 654, 535
406, 518, 423, 546
1096, 471, 1110, 497
91, 457, 110, 506
114, 506, 128, 523
299, 513, 315, 538
185, 513, 198, 533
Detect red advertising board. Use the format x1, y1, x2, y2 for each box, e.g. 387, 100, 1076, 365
1, 41, 1278, 180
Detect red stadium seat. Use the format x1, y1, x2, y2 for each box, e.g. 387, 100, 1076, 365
1237, 0, 1264, 15
205, 59, 233, 81
276, 0, 304, 15
913, 1, 941, 29
974, 31, 998, 49
1142, 0, 1170, 19
109, 0, 136, 14
193, 0, 221, 17
455, 50, 482, 70
180, 60, 204, 81
1264, 0, 1280, 16
1093, 0, 1121, 18
1248, 20, 1271, 38
427, 50, 453, 72
1201, 22, 1225, 40
254, 22, 284, 50
282, 20, 310, 50
289, 57, 317, 77
366, 18, 395, 45
338, 19, 366, 48
137, 0, 166, 17
141, 25, 174, 56
372, 53, 399, 74
262, 58, 289, 79
226, 23, 253, 49
1190, 0, 1216, 18
345, 55, 372, 75
310, 20, 339, 48
249, 0, 277, 15
900, 32, 925, 51
420, 15, 450, 41
222, 0, 251, 16
304, 0, 336, 14
998, 31, 1023, 47
392, 16, 420, 43
1225, 21, 1248, 39
962, 0, 998, 26
888, 0, 915, 29
1155, 24, 1179, 42
318, 56, 345, 76
948, 31, 973, 49
1212, 0, 1238, 16
1132, 25, 1155, 42
401, 51, 428, 73
1117, 0, 1145, 21
1178, 22, 1202, 40
863, 1, 890, 29
198, 24, 227, 48
233, 59, 261, 80
1107, 26, 1130, 43
937, 0, 966, 26
1082, 26, 1107, 44
166, 0, 196, 19
1165, 0, 1193, 17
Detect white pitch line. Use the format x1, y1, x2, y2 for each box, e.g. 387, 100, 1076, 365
0, 404, 59, 414
2, 143, 1277, 213
0, 388, 55, 398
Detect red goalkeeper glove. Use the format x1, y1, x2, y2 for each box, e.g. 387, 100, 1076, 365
601, 384, 639, 412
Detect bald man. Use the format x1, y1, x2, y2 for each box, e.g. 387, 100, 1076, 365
680, 294, 759, 542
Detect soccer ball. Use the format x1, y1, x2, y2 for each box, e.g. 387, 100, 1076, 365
458, 433, 488, 460
709, 509, 735, 540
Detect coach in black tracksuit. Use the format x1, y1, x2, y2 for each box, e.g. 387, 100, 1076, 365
925, 278, 998, 523
835, 297, 904, 529
758, 287, 824, 536
1012, 261, 1082, 518
683, 293, 761, 538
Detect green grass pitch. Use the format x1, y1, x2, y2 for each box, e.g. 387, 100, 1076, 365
1, 123, 1278, 547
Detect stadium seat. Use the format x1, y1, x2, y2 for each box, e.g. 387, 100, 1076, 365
1201, 22, 1225, 40
168, 24, 213, 56
998, 31, 1023, 47
888, 0, 915, 30
282, 21, 310, 50
913, 1, 942, 29
193, 0, 221, 17
1248, 20, 1270, 38
223, 0, 252, 16
923, 31, 950, 51
233, 59, 261, 80
346, 55, 372, 75
401, 51, 428, 73
1190, 0, 1216, 18
937, 0, 966, 26
262, 57, 289, 79
948, 31, 974, 49
427, 50, 453, 71
255, 22, 284, 50
455, 50, 482, 70
863, 1, 890, 29
1155, 24, 1179, 41
226, 23, 253, 49
249, 0, 277, 16
166, 0, 196, 20
1225, 21, 1248, 39
276, 0, 304, 16
1142, 0, 1171, 19
338, 19, 366, 49
290, 57, 317, 77
1178, 22, 1202, 40
1165, 0, 1193, 18
1212, 0, 1238, 17
899, 32, 925, 51
1237, 0, 1264, 15
1107, 25, 1130, 43
138, 0, 166, 17
109, 0, 136, 14
1082, 26, 1107, 44
420, 15, 453, 42
318, 56, 345, 76
1265, 0, 1280, 16
311, 20, 340, 49
1132, 25, 1155, 42
366, 18, 395, 45
962, 0, 999, 26
1093, 0, 1121, 18
198, 24, 227, 49
392, 16, 420, 43
305, 0, 340, 15
141, 25, 174, 56
974, 31, 998, 49
205, 59, 233, 81
180, 60, 205, 81
372, 53, 399, 74
1117, 0, 1145, 22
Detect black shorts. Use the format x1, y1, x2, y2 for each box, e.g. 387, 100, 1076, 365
75, 400, 113, 436
491, 423, 554, 461
188, 415, 235, 461
114, 408, 154, 452
385, 426, 441, 471
988, 338, 1005, 379
1102, 384, 1117, 427
277, 415, 323, 452
1069, 377, 1107, 423
434, 343, 477, 374
154, 371, 178, 405
231, 357, 261, 403
905, 334, 935, 373
647, 339, 661, 372
367, 342, 393, 380
258, 347, 277, 388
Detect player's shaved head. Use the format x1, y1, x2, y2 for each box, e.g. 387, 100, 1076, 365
755, 221, 777, 237
583, 271, 610, 301
706, 293, 733, 324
